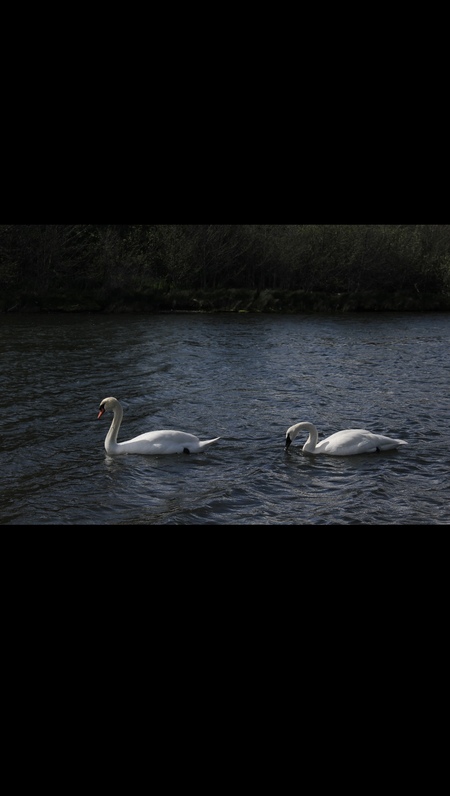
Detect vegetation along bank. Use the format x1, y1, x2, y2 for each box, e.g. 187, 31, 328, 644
1, 224, 449, 312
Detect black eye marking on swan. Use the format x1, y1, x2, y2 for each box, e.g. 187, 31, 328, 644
183, 447, 190, 454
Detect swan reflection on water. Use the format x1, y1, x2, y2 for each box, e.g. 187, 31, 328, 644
285, 421, 407, 456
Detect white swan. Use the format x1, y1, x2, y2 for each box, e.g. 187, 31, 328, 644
285, 421, 407, 456
98, 397, 220, 455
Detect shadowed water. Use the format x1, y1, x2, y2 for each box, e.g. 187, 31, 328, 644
1, 311, 449, 525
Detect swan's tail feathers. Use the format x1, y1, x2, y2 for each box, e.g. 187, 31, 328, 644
199, 437, 221, 449
380, 438, 408, 450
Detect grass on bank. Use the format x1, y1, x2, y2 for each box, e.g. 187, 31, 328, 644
2, 287, 450, 313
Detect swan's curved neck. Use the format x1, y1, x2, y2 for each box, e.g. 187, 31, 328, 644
105, 403, 123, 453
290, 422, 318, 452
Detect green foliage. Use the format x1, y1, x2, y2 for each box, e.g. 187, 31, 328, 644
1, 225, 450, 312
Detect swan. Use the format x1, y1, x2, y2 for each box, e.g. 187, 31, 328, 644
285, 421, 407, 456
98, 397, 220, 455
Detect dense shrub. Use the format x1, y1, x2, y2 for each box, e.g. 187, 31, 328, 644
1, 225, 449, 311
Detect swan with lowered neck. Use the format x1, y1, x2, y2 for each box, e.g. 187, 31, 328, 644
98, 397, 220, 455
285, 421, 407, 456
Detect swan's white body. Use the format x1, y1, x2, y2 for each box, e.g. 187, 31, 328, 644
98, 397, 220, 455
285, 421, 407, 456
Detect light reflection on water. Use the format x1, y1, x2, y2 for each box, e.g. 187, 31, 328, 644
0, 311, 449, 525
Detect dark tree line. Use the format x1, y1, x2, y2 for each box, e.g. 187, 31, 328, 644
1, 224, 450, 302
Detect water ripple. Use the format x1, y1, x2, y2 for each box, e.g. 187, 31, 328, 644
1, 312, 449, 524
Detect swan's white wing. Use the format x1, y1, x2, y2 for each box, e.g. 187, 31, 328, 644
316, 429, 407, 456
118, 430, 220, 455
369, 434, 408, 451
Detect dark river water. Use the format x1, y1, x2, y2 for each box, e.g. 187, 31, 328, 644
1, 311, 449, 525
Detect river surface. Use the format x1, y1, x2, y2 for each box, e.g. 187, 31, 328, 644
1, 311, 449, 525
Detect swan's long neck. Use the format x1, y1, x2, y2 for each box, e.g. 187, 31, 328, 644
105, 403, 123, 453
289, 422, 319, 452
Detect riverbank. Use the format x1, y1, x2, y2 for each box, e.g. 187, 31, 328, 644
2, 287, 450, 313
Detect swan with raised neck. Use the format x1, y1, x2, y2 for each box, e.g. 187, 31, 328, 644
98, 397, 220, 455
